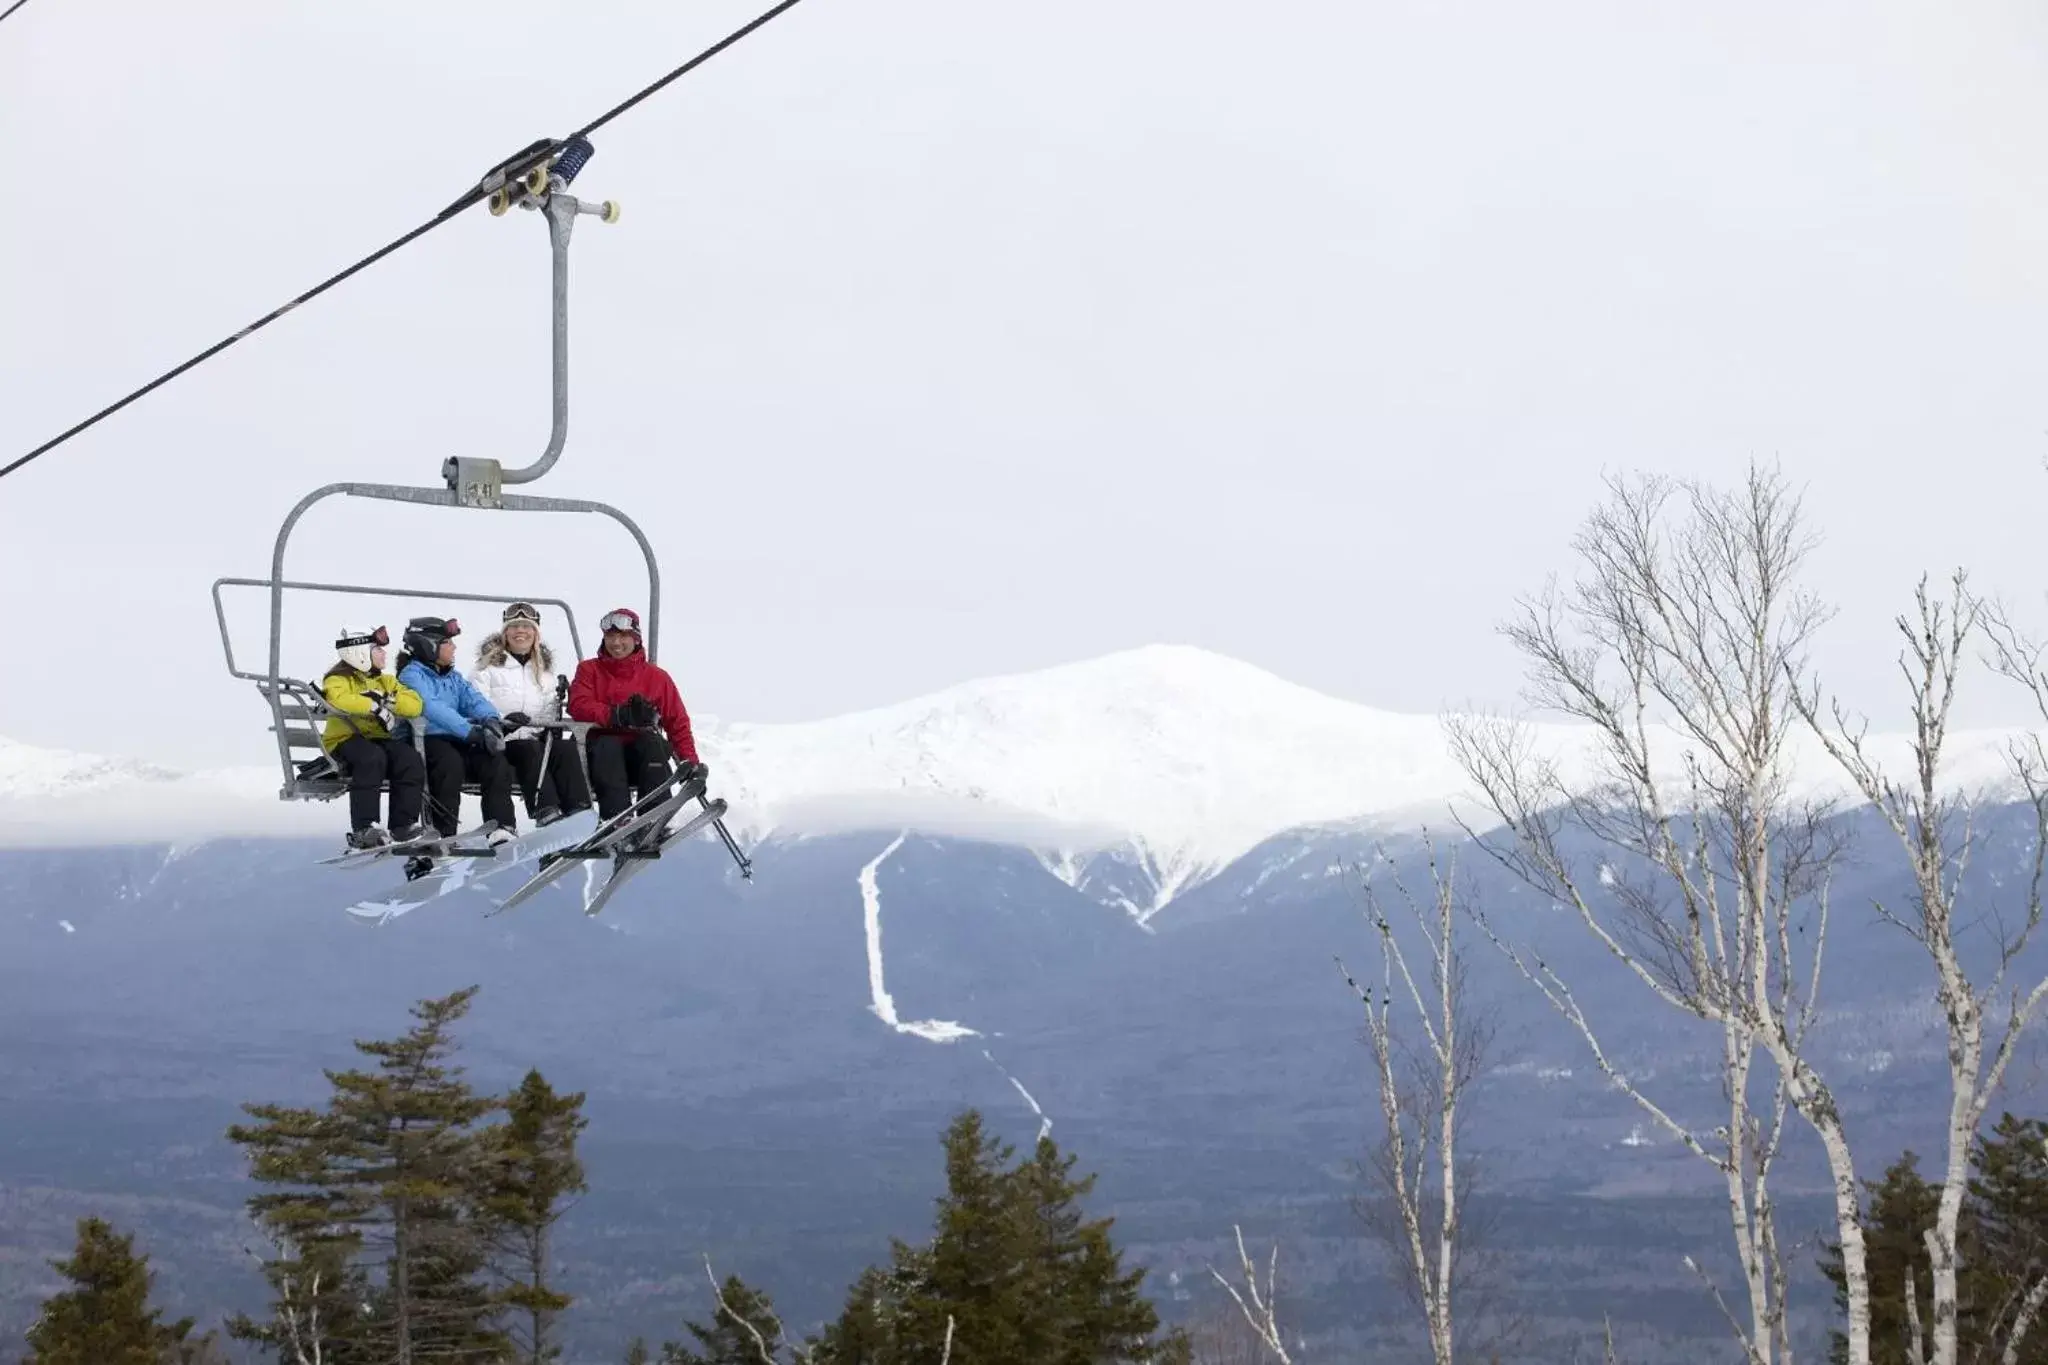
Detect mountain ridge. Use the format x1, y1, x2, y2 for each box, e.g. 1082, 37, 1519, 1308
2, 643, 2040, 916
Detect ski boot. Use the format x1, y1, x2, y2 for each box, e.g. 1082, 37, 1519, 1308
347, 825, 391, 851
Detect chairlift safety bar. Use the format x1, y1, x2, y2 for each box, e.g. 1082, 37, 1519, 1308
211, 578, 588, 682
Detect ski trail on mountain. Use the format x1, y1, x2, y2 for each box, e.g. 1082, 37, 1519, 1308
855, 836, 1056, 1139
983, 1048, 1053, 1142
859, 833, 979, 1043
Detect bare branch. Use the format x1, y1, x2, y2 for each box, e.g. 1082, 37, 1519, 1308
2003, 1275, 2048, 1365
1682, 1253, 1768, 1365
703, 1254, 814, 1365
1206, 1226, 1293, 1365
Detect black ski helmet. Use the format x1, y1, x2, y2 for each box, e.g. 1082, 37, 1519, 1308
403, 615, 461, 663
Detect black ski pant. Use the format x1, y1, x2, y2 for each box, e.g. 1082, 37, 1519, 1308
422, 735, 518, 836
588, 732, 674, 821
333, 736, 424, 832
504, 734, 592, 819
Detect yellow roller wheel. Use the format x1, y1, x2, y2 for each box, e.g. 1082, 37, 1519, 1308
600, 200, 620, 223
488, 187, 514, 216
523, 166, 550, 196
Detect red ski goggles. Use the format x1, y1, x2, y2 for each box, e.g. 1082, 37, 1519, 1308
336, 625, 390, 649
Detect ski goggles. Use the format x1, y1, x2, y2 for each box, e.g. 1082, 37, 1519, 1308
599, 610, 641, 635
502, 602, 541, 625
336, 625, 390, 649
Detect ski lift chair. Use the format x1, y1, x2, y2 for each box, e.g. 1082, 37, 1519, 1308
211, 580, 592, 801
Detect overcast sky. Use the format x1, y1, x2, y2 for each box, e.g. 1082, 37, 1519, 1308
5, 0, 2047, 771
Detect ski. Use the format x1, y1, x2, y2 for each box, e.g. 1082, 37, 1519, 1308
487, 777, 712, 916
579, 797, 729, 917
551, 777, 702, 860
488, 776, 705, 916
319, 820, 496, 869
345, 810, 598, 925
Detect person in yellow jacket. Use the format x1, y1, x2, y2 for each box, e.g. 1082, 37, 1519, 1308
321, 625, 428, 849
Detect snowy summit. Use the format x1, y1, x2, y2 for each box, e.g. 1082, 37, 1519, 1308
705, 644, 1477, 901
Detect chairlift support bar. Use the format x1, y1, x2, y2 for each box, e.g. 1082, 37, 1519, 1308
212, 578, 586, 682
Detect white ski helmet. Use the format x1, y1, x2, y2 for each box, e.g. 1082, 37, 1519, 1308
336, 625, 388, 673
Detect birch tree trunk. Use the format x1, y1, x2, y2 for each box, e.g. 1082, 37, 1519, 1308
1446, 463, 1865, 1364
1341, 835, 1492, 1365
1794, 574, 2048, 1365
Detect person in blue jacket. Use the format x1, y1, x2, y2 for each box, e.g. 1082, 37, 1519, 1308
395, 615, 517, 842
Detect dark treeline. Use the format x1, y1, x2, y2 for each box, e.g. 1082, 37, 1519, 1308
16, 986, 1193, 1365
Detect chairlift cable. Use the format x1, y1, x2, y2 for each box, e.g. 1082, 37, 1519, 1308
0, 0, 816, 485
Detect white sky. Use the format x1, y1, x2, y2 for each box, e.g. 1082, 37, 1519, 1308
4, 0, 2048, 771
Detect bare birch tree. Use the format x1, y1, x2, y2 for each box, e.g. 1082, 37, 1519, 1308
1207, 1225, 1295, 1364
1790, 571, 2048, 1365
1444, 463, 1868, 1364
698, 1254, 820, 1365
1339, 835, 1500, 1365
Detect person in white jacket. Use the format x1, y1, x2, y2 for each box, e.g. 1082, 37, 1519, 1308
468, 602, 592, 825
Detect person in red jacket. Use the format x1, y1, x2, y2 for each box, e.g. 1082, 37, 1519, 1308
567, 607, 707, 820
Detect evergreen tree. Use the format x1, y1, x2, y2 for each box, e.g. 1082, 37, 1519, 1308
1821, 1151, 1941, 1365
809, 1262, 922, 1365
1008, 1130, 1169, 1364
624, 1340, 653, 1365
19, 1216, 206, 1365
481, 1069, 589, 1364
811, 1110, 1181, 1365
228, 986, 507, 1365
1969, 1114, 2048, 1362
223, 1229, 370, 1365
1819, 1149, 2005, 1365
661, 1275, 788, 1364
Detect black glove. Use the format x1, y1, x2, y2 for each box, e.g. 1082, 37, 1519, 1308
476, 715, 505, 735
679, 759, 709, 786
502, 712, 531, 729
610, 694, 659, 729
367, 694, 395, 727
468, 723, 506, 754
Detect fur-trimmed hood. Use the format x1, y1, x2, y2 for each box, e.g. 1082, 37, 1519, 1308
476, 630, 553, 674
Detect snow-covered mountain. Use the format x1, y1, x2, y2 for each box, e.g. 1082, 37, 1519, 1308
1, 644, 2039, 914
705, 644, 1493, 912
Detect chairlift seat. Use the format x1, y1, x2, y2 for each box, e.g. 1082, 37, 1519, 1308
255, 672, 595, 804
256, 673, 499, 801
